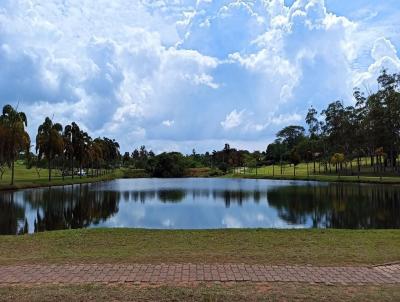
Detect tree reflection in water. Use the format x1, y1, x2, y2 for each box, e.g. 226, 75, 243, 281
0, 184, 121, 235
0, 181, 399, 234
126, 189, 265, 207
0, 192, 28, 235
25, 185, 120, 233
267, 183, 400, 229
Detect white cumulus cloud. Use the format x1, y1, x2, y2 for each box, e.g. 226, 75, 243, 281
0, 0, 398, 153
221, 109, 246, 130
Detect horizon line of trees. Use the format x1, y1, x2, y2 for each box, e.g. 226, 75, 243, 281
122, 70, 400, 177
1, 70, 399, 180
265, 70, 400, 176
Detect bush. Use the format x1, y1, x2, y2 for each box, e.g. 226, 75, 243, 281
146, 152, 188, 178
122, 169, 150, 178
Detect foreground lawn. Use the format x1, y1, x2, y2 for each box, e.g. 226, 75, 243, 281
1, 283, 399, 302
1, 229, 399, 266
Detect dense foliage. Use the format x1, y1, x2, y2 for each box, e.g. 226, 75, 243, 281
265, 70, 400, 174
146, 152, 189, 178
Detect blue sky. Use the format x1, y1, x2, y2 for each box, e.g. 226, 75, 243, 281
0, 0, 399, 153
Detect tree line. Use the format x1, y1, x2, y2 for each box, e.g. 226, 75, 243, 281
121, 71, 400, 177
266, 70, 400, 176
121, 144, 258, 177
0, 105, 120, 184
1, 71, 399, 180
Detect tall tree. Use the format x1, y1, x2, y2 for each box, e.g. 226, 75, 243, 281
305, 107, 320, 138
276, 125, 305, 151
0, 105, 30, 185
75, 130, 91, 177
36, 117, 64, 181
63, 122, 83, 178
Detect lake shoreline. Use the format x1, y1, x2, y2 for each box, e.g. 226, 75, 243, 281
3, 172, 400, 192
0, 170, 124, 192
225, 173, 400, 185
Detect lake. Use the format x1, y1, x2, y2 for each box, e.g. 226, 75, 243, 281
1, 178, 400, 235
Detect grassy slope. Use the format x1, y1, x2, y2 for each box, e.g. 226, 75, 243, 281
1, 229, 399, 266
228, 162, 400, 184
3, 161, 400, 190
1, 283, 399, 302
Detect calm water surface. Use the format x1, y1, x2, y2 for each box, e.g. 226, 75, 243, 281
1, 178, 400, 235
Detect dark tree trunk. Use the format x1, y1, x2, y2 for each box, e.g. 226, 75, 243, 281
71, 157, 74, 179
62, 156, 65, 181
11, 158, 15, 185
48, 158, 52, 182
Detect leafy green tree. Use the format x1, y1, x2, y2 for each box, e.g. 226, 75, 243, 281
147, 152, 188, 177
276, 125, 305, 150
244, 153, 257, 174
305, 107, 320, 138
331, 153, 345, 174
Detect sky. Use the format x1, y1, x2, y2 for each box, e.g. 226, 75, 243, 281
0, 0, 399, 154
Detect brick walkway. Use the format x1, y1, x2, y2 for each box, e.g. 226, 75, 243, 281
0, 263, 399, 285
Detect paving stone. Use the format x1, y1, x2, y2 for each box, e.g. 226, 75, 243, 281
0, 263, 399, 285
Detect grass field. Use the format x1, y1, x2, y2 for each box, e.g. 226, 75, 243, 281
1, 283, 399, 302
3, 160, 400, 192
229, 162, 400, 184
1, 229, 400, 300
1, 229, 399, 266
0, 161, 124, 191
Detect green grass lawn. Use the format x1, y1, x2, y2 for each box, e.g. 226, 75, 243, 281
3, 161, 400, 191
1, 283, 399, 302
229, 162, 400, 184
1, 229, 399, 266
1, 229, 399, 301
0, 161, 124, 190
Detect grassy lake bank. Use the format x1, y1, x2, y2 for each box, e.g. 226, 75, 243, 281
3, 162, 400, 192
1, 229, 399, 266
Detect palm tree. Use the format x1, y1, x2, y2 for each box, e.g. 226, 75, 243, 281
102, 137, 120, 171
36, 117, 64, 181
74, 130, 91, 178
63, 122, 80, 179
0, 105, 30, 185
93, 138, 106, 176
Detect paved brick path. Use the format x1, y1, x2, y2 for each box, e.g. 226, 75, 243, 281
0, 264, 399, 285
